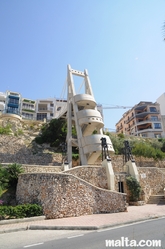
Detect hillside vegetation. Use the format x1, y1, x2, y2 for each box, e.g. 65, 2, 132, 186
34, 118, 165, 161
0, 118, 165, 161
108, 132, 165, 160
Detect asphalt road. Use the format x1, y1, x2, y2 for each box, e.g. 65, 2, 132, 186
1, 218, 165, 249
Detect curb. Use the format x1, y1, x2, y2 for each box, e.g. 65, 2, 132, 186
0, 216, 45, 225
0, 227, 28, 234
28, 215, 165, 231
0, 215, 165, 234
29, 225, 99, 230
98, 215, 165, 230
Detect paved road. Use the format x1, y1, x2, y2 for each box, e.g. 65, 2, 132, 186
1, 218, 165, 249
0, 230, 91, 249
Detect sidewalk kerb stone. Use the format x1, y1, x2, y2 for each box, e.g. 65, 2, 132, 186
0, 227, 28, 234
0, 216, 45, 225
29, 225, 98, 230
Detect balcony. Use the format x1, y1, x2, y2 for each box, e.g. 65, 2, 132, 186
135, 110, 159, 118
38, 107, 54, 112
22, 106, 35, 111
125, 115, 134, 124
137, 127, 163, 133
22, 109, 35, 113
136, 119, 162, 127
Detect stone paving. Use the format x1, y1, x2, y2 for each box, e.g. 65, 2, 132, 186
0, 204, 165, 233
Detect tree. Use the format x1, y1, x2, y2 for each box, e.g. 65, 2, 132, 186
35, 118, 67, 147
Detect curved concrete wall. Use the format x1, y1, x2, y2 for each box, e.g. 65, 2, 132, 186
81, 134, 114, 154
74, 94, 96, 108
77, 109, 104, 127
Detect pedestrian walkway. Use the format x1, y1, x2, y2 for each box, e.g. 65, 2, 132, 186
0, 204, 165, 234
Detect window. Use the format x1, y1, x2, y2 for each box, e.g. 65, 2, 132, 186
150, 107, 157, 112
151, 116, 158, 121
7, 107, 19, 114
50, 103, 54, 107
57, 107, 61, 111
22, 103, 34, 110
37, 113, 47, 120
22, 112, 33, 119
154, 123, 161, 129
8, 98, 19, 105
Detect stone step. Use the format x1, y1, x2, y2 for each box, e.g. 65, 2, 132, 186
147, 195, 165, 204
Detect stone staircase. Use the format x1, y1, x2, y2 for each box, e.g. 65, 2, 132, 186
147, 192, 165, 205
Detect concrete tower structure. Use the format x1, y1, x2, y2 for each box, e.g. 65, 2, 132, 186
66, 65, 114, 168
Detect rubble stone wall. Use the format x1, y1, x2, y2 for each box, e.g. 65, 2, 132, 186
138, 167, 165, 202
2, 163, 62, 173
63, 166, 108, 189
22, 164, 61, 173
0, 135, 62, 165
16, 173, 127, 219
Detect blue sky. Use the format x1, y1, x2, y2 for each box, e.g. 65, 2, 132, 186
0, 0, 165, 130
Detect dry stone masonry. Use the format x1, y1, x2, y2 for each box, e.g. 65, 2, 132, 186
16, 173, 127, 219
0, 135, 62, 165
0, 131, 165, 218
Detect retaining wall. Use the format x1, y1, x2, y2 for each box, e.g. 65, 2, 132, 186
138, 167, 165, 202
16, 173, 127, 219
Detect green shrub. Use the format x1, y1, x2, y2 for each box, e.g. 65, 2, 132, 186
0, 163, 24, 192
0, 165, 9, 190
132, 141, 165, 160
108, 133, 124, 155
126, 176, 141, 201
0, 204, 43, 220
0, 124, 12, 135
72, 153, 79, 161
17, 129, 24, 136
6, 163, 24, 190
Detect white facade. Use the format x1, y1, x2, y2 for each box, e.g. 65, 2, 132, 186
157, 93, 165, 137
157, 93, 165, 115
21, 98, 36, 120
0, 92, 6, 112
36, 98, 56, 121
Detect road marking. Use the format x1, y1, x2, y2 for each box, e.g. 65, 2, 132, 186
67, 234, 84, 239
97, 216, 165, 232
24, 242, 44, 248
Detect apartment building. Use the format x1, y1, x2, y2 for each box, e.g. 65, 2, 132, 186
116, 101, 163, 138
36, 98, 56, 121
157, 93, 165, 137
21, 98, 36, 120
5, 91, 22, 116
0, 90, 66, 121
0, 92, 6, 113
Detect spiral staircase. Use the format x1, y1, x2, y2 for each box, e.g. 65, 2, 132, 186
56, 65, 114, 168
